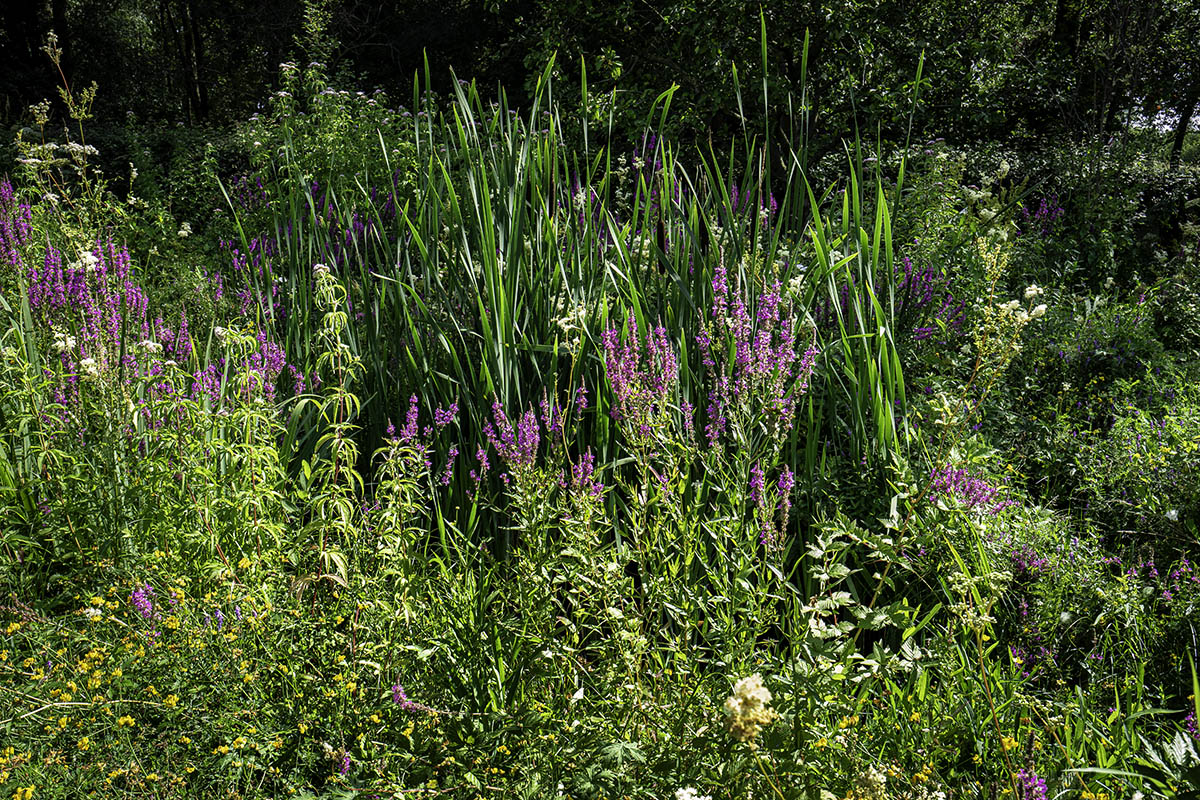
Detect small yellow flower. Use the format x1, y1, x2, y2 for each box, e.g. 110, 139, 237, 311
298, 722, 308, 733
1001, 735, 1018, 751
909, 711, 921, 722
117, 715, 135, 728
77, 737, 90, 751
164, 694, 179, 709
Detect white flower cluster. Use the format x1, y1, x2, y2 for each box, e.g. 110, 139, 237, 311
723, 673, 777, 746
675, 788, 712, 800
136, 340, 163, 355
177, 221, 192, 238
79, 357, 99, 379
852, 765, 887, 800
69, 248, 99, 273
998, 289, 1047, 325
52, 330, 76, 353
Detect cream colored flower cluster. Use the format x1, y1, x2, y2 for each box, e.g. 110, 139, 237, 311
723, 673, 778, 746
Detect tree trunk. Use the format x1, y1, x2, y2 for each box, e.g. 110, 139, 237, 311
1170, 88, 1199, 167
184, 0, 210, 121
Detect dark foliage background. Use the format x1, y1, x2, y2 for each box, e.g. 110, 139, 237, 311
2, 0, 1198, 159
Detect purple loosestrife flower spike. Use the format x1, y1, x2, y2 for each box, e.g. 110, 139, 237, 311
392, 684, 420, 712
1015, 769, 1047, 800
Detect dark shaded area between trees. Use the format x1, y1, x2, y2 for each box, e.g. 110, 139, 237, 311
1, 0, 1198, 162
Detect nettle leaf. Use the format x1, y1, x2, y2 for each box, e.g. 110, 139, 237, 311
599, 740, 645, 768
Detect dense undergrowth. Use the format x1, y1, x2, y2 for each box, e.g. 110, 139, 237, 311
1, 33, 1200, 800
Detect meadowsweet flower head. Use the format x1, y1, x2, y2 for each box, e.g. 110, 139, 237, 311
852, 765, 887, 800
723, 673, 777, 746
675, 788, 712, 800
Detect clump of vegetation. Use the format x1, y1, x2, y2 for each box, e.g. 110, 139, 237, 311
2, 7, 1199, 800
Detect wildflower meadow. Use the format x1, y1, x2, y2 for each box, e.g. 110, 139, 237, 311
2, 4, 1199, 799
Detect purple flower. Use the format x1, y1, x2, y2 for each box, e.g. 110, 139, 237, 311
1015, 768, 1047, 800
928, 464, 1013, 515
433, 402, 458, 428
398, 395, 420, 442
602, 313, 677, 441
441, 445, 459, 486
392, 683, 419, 712
483, 399, 540, 471
131, 584, 155, 621
749, 462, 765, 506
570, 450, 604, 498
